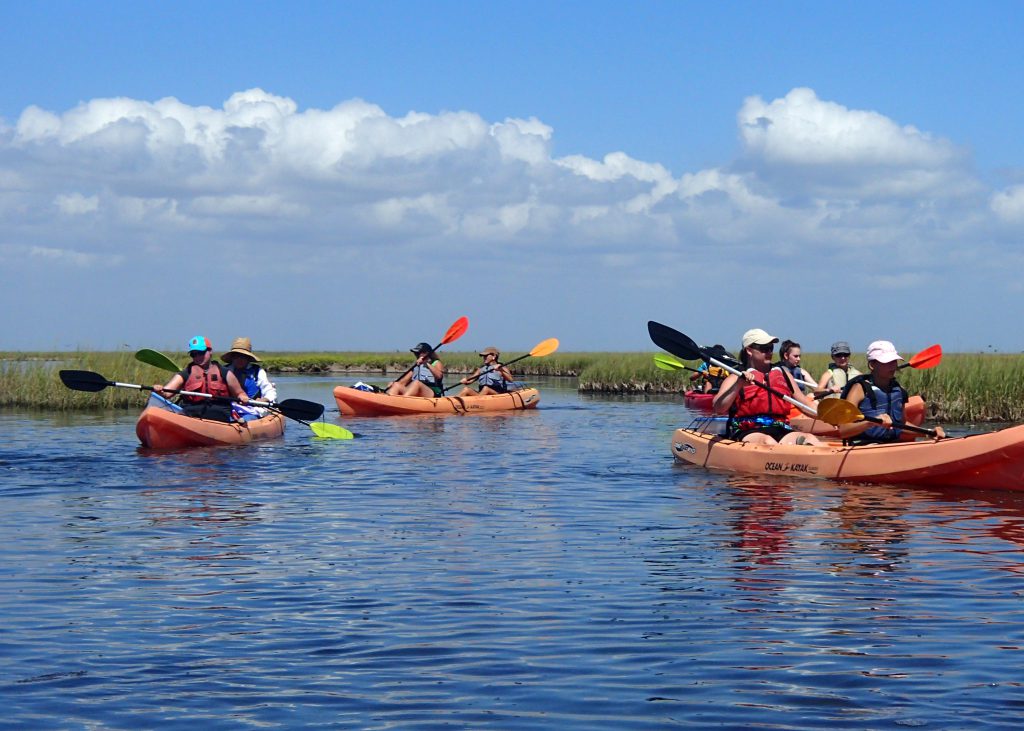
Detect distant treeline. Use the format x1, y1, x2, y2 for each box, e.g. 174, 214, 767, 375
2, 350, 1022, 423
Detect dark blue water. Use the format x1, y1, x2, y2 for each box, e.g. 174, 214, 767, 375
3, 376, 1024, 729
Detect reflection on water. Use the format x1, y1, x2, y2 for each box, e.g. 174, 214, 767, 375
4, 381, 1024, 728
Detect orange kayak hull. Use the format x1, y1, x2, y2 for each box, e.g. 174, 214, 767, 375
333, 386, 540, 417
135, 407, 285, 449
670, 425, 1024, 491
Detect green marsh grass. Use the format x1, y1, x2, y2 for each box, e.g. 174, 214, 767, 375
4, 350, 1024, 422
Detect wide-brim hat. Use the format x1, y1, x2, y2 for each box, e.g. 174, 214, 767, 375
222, 336, 261, 363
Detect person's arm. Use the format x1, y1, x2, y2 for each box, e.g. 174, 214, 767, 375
836, 383, 872, 439
816, 369, 833, 393
460, 367, 482, 386
781, 369, 816, 408
496, 363, 513, 381
428, 359, 445, 380
154, 373, 185, 397
713, 373, 743, 414
225, 370, 249, 403
257, 368, 277, 402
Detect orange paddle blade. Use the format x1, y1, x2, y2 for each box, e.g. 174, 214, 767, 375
906, 344, 942, 370
440, 316, 469, 345
529, 338, 559, 357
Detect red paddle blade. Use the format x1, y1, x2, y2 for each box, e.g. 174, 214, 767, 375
439, 316, 469, 346
906, 344, 942, 370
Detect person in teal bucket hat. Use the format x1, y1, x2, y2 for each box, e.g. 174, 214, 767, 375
154, 335, 250, 422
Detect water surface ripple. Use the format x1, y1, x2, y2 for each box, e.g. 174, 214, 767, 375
2, 378, 1024, 728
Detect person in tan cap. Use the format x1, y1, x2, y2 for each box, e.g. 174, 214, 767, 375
456, 346, 514, 397
222, 337, 277, 416
713, 328, 821, 445
840, 340, 944, 444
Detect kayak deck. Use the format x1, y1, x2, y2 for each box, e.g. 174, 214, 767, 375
670, 425, 1024, 491
333, 386, 540, 417
136, 406, 285, 449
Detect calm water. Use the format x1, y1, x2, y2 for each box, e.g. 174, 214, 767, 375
2, 376, 1024, 729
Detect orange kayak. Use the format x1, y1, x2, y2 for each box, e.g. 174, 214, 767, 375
135, 406, 285, 449
333, 386, 540, 417
670, 425, 1024, 491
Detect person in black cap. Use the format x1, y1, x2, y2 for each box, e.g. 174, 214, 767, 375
386, 342, 446, 397
816, 341, 861, 398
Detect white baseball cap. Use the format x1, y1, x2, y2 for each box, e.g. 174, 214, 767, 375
741, 328, 779, 349
866, 340, 903, 364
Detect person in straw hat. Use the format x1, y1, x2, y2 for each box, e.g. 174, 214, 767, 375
222, 337, 277, 418
455, 346, 514, 397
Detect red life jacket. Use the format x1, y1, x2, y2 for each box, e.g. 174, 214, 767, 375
181, 362, 231, 402
732, 368, 794, 421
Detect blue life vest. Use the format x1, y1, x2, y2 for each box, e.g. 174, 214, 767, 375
230, 364, 263, 399
844, 374, 906, 443
478, 363, 505, 389
412, 362, 443, 392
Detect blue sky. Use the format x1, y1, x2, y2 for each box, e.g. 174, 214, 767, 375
2, 1, 1023, 354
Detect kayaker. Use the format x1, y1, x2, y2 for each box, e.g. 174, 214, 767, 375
777, 339, 815, 394
455, 346, 514, 396
222, 337, 277, 420
692, 346, 730, 393
713, 328, 821, 445
154, 335, 249, 422
387, 342, 446, 397
841, 340, 945, 444
816, 341, 861, 399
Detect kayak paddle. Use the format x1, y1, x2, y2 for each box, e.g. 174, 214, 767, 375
387, 316, 469, 389
815, 398, 940, 438
441, 337, 559, 393
647, 321, 818, 417
135, 349, 182, 373
59, 369, 352, 439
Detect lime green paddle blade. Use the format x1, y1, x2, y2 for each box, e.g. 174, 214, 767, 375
310, 422, 354, 440
135, 349, 181, 373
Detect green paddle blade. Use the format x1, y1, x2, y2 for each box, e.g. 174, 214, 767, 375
135, 349, 181, 373
653, 354, 686, 371
310, 422, 354, 440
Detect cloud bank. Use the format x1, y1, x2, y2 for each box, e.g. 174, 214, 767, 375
1, 86, 1021, 349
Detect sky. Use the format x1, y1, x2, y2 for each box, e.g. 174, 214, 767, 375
2, 1, 1023, 354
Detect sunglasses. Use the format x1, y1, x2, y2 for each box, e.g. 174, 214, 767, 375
750, 343, 774, 354
189, 350, 206, 357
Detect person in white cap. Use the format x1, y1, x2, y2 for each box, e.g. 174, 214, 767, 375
713, 328, 821, 445
840, 340, 944, 444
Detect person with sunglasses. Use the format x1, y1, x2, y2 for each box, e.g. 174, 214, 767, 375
713, 328, 821, 445
153, 335, 250, 422
455, 346, 514, 397
815, 341, 861, 399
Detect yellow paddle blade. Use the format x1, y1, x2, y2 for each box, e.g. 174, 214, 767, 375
529, 338, 560, 357
815, 399, 864, 427
310, 422, 354, 440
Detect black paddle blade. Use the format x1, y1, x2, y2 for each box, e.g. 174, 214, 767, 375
647, 321, 703, 361
276, 398, 325, 421
59, 370, 111, 393
706, 345, 740, 368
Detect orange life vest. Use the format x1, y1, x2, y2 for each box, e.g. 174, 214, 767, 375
181, 362, 231, 402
